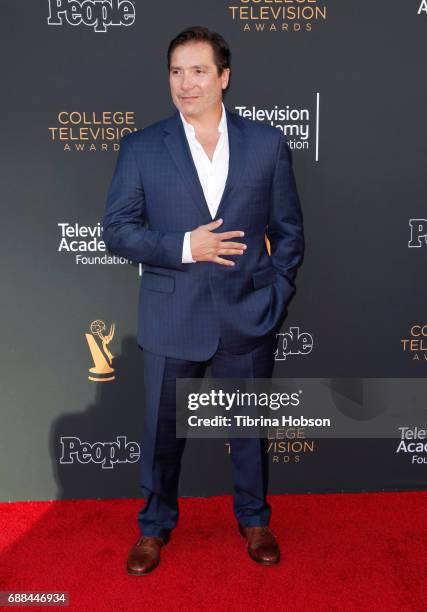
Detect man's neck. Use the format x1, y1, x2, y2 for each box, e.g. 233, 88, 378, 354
181, 103, 224, 133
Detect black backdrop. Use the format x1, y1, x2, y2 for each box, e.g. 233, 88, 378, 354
2, 0, 427, 502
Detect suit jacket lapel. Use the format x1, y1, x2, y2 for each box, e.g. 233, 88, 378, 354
216, 108, 246, 220
162, 107, 246, 222
163, 111, 211, 222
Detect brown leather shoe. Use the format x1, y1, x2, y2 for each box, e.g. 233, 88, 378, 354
126, 535, 165, 576
238, 524, 280, 565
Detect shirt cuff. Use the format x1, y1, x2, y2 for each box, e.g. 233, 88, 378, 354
182, 231, 196, 263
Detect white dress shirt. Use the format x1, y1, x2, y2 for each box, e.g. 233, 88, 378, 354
180, 102, 229, 263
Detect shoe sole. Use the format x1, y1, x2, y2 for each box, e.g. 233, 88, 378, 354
126, 559, 160, 576
248, 549, 280, 566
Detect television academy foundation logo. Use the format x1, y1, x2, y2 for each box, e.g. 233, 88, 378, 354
396, 427, 427, 465
275, 326, 314, 360
236, 104, 310, 151
49, 111, 138, 152
57, 222, 130, 265
47, 0, 136, 32
235, 94, 321, 160
401, 325, 427, 361
86, 320, 115, 381
227, 0, 327, 33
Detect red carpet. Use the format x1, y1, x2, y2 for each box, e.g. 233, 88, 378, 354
1, 492, 426, 611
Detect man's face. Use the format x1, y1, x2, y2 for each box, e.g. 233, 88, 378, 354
169, 41, 230, 118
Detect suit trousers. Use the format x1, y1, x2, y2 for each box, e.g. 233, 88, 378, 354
137, 334, 277, 541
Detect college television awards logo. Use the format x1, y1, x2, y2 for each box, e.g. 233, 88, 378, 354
85, 319, 115, 381
227, 0, 327, 32
267, 427, 315, 463
401, 325, 427, 361
49, 111, 138, 152
47, 0, 136, 32
226, 430, 315, 463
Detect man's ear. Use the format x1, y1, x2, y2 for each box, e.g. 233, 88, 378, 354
222, 68, 230, 89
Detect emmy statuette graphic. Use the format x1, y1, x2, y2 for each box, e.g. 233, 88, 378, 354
85, 319, 115, 382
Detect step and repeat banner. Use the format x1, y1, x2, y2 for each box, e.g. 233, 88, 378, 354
1, 1, 427, 502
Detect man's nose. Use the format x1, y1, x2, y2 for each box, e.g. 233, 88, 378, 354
181, 72, 195, 91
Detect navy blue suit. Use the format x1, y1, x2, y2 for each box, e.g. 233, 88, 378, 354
103, 106, 304, 539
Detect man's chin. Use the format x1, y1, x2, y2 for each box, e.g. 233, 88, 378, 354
179, 105, 201, 118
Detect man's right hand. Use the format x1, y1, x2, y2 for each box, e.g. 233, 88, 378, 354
190, 219, 247, 266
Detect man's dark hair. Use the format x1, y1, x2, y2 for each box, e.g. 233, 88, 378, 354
167, 26, 231, 86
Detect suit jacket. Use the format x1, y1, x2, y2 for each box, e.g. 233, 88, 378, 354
102, 106, 304, 361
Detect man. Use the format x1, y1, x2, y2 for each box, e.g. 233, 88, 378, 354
102, 26, 304, 575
